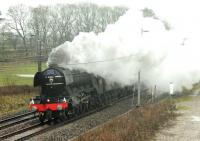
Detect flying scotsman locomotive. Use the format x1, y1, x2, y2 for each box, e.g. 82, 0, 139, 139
29, 66, 132, 122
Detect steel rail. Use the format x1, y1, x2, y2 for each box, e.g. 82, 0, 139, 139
0, 123, 42, 140
0, 111, 35, 124
0, 115, 38, 130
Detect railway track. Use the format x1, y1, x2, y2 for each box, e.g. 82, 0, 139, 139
0, 112, 37, 130
0, 95, 133, 141
0, 111, 35, 124
0, 115, 38, 130
0, 123, 42, 140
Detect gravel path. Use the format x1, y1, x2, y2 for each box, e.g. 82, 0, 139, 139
29, 98, 133, 141
154, 95, 200, 141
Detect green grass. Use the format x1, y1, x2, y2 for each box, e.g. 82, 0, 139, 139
176, 105, 190, 111
0, 62, 47, 86
174, 95, 192, 103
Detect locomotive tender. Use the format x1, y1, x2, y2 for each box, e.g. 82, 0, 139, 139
29, 66, 132, 122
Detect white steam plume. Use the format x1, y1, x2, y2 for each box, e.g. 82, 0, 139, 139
48, 0, 200, 92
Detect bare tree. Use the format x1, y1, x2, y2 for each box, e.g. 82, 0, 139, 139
0, 24, 10, 60
0, 11, 5, 21
8, 33, 19, 50
7, 4, 29, 55
95, 6, 113, 32
48, 7, 59, 47
111, 7, 128, 22
4, 3, 128, 57
0, 11, 3, 21
0, 25, 7, 51
76, 3, 98, 33
29, 6, 50, 55
55, 4, 76, 43
75, 4, 127, 34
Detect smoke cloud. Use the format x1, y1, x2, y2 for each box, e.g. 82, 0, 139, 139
48, 0, 200, 92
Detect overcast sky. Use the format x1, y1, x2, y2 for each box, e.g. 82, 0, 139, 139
0, 0, 133, 16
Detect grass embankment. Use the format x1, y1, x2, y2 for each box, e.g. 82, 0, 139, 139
0, 62, 47, 86
74, 100, 176, 141
174, 95, 192, 103
0, 62, 43, 116
0, 85, 38, 116
174, 96, 192, 111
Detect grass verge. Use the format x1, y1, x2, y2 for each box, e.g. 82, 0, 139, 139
174, 95, 192, 103
0, 93, 36, 116
0, 85, 38, 117
74, 100, 176, 141
176, 105, 190, 111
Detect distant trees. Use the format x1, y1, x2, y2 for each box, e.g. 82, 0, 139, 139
142, 8, 171, 30
0, 25, 10, 60
0, 11, 4, 21
143, 8, 155, 18
47, 3, 128, 45
0, 3, 128, 60
53, 4, 77, 44
7, 5, 29, 54
29, 6, 51, 55
0, 10, 2, 20
0, 25, 7, 51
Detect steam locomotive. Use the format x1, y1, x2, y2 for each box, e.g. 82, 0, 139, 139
29, 66, 133, 122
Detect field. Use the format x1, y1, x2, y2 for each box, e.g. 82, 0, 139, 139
0, 61, 47, 86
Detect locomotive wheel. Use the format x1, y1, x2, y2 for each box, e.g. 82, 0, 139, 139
74, 107, 79, 116
85, 103, 89, 112
59, 110, 67, 121
46, 110, 52, 122
64, 109, 68, 118
107, 95, 111, 104
101, 95, 106, 105
79, 104, 83, 114
96, 96, 102, 107
81, 103, 88, 113
39, 113, 45, 123
104, 95, 108, 105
